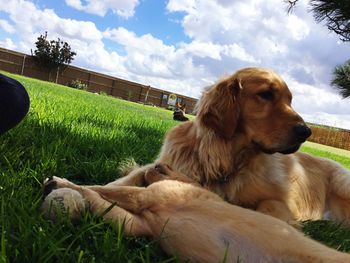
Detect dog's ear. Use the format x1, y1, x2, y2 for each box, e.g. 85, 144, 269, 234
199, 77, 241, 140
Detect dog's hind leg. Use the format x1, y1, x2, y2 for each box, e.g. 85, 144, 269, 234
256, 200, 302, 229
326, 161, 350, 223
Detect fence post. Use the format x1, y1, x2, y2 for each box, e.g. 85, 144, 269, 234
334, 130, 339, 148
111, 79, 115, 95
87, 72, 91, 89
20, 54, 26, 75
55, 66, 59, 83
144, 86, 151, 104
159, 92, 163, 107
139, 85, 143, 102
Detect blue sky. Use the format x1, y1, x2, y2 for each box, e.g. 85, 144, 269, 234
35, 0, 190, 46
0, 0, 349, 128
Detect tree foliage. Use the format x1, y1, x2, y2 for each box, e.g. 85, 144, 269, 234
331, 60, 350, 98
285, 0, 350, 98
310, 0, 350, 42
32, 32, 76, 71
286, 0, 350, 42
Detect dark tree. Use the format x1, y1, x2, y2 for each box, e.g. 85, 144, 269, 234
31, 32, 76, 81
331, 60, 350, 98
310, 0, 350, 42
286, 0, 350, 42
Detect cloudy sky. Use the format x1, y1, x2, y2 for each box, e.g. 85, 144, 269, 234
0, 0, 349, 129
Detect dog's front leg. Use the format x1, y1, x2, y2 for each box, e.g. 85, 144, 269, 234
105, 164, 154, 187
256, 199, 301, 229
82, 187, 151, 236
44, 176, 148, 213
43, 177, 152, 236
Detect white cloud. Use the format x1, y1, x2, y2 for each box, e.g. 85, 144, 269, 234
286, 14, 310, 41
166, 0, 196, 13
65, 0, 139, 18
223, 44, 259, 63
0, 0, 129, 77
180, 41, 223, 60
103, 27, 208, 80
290, 79, 350, 128
282, 74, 350, 129
0, 1, 102, 45
303, 113, 350, 130
65, 0, 82, 9
0, 19, 14, 33
68, 39, 127, 75
0, 38, 16, 49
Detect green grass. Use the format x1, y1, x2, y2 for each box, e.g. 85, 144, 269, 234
300, 144, 350, 252
301, 144, 350, 170
1, 72, 350, 262
0, 72, 178, 262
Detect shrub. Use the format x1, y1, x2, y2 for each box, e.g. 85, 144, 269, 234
67, 80, 88, 90
167, 105, 175, 111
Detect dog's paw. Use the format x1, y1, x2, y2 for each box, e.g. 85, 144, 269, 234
144, 165, 169, 186
42, 176, 57, 198
154, 164, 171, 176
43, 176, 75, 196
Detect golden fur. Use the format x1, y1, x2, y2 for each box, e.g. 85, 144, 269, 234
45, 165, 350, 263
104, 67, 350, 226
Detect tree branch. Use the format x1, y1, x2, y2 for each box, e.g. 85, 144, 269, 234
284, 0, 299, 14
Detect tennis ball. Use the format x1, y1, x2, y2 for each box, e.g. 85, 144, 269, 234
42, 188, 87, 222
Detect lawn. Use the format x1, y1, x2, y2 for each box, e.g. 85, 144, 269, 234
301, 142, 350, 169
1, 72, 350, 262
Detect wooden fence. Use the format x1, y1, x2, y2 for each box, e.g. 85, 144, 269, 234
308, 125, 350, 151
0, 47, 198, 113
0, 47, 349, 151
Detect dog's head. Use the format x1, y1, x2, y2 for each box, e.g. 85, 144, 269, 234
197, 67, 311, 154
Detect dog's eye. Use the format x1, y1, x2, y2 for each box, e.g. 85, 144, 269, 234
257, 91, 274, 101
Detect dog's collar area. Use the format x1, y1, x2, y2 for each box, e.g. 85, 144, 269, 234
200, 170, 231, 186
217, 170, 231, 184
218, 174, 229, 184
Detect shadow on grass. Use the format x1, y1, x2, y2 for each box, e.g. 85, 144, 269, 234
0, 114, 175, 263
0, 112, 168, 185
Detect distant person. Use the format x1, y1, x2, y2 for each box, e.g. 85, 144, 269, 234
173, 102, 189, 122
0, 74, 30, 134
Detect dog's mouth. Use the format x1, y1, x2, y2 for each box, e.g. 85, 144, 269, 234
277, 144, 301, 154
253, 141, 301, 155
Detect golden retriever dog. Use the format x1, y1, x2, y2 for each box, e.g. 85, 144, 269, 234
104, 67, 350, 227
43, 165, 350, 263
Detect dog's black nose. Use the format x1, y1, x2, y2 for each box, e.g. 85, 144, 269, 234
293, 124, 312, 142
